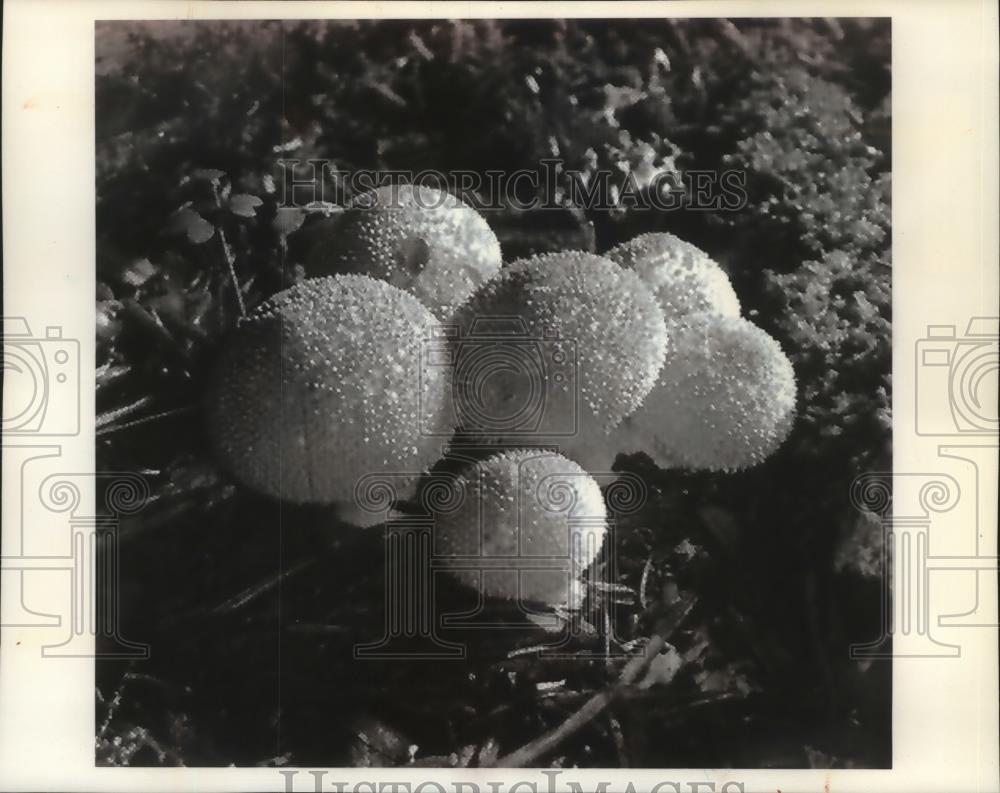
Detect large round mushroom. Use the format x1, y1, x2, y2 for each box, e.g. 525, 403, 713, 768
615, 313, 796, 471
206, 275, 452, 517
433, 449, 607, 606
606, 232, 741, 322
450, 251, 668, 472
307, 184, 502, 320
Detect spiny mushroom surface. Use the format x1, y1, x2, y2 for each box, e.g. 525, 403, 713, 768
206, 275, 452, 512
616, 313, 796, 471
433, 450, 606, 606
606, 232, 741, 321
450, 251, 668, 468
307, 184, 502, 320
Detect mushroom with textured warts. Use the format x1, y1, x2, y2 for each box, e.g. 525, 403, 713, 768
205, 275, 453, 522
307, 184, 502, 320
450, 250, 668, 473
615, 312, 796, 471
606, 232, 741, 322
433, 449, 607, 607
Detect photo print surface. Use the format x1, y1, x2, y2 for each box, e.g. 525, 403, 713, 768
94, 18, 892, 768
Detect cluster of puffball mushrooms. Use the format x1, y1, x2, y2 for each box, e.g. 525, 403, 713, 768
207, 184, 797, 607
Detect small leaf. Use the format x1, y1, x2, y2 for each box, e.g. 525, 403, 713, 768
166, 207, 194, 233
122, 258, 156, 288
672, 538, 700, 560
523, 611, 569, 634
272, 137, 303, 153
273, 207, 305, 236
229, 193, 263, 218
349, 716, 410, 768
637, 645, 683, 689
168, 208, 215, 244
186, 216, 215, 244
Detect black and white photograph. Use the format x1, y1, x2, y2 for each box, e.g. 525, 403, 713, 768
2, 0, 999, 789
89, 16, 897, 771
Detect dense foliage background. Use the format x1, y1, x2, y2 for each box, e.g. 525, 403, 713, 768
95, 18, 891, 768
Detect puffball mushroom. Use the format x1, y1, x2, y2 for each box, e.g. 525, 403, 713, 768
450, 251, 668, 472
616, 313, 796, 471
307, 184, 502, 320
206, 275, 452, 516
606, 232, 741, 321
433, 450, 606, 606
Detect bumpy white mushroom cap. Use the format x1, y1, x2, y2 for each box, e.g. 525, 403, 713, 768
616, 313, 796, 471
206, 275, 452, 512
606, 232, 741, 321
308, 184, 502, 320
450, 251, 668, 466
433, 450, 607, 606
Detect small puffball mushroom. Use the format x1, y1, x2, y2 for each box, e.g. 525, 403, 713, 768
616, 313, 796, 471
308, 184, 502, 320
450, 251, 668, 467
606, 232, 741, 321
433, 450, 606, 606
206, 275, 452, 516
